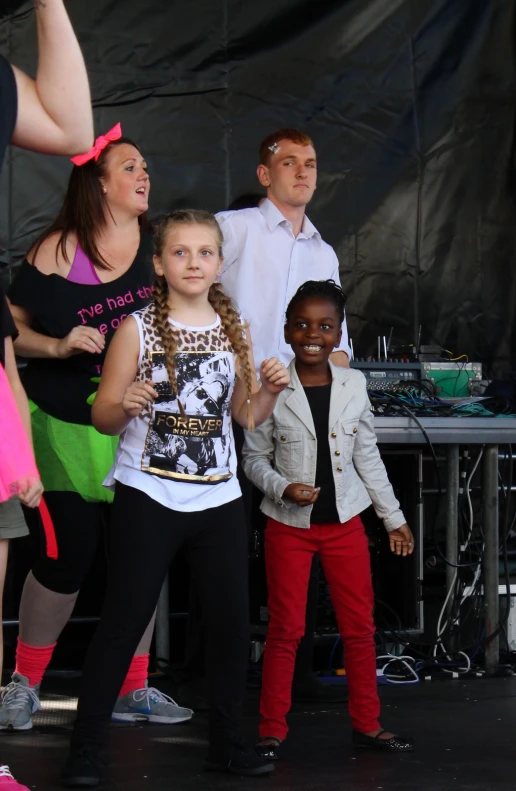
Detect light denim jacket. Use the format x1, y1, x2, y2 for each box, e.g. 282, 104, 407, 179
242, 360, 406, 531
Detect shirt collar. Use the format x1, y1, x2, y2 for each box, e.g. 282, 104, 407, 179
286, 358, 341, 391
259, 197, 320, 239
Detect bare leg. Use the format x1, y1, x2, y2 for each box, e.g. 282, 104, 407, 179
20, 572, 156, 658
135, 610, 156, 657
19, 572, 78, 646
0, 540, 9, 681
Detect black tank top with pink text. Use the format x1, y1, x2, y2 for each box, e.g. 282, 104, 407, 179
8, 233, 154, 425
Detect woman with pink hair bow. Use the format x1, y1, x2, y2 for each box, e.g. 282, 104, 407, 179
2, 125, 193, 734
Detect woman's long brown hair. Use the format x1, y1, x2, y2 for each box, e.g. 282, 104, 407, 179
152, 209, 255, 430
30, 137, 150, 271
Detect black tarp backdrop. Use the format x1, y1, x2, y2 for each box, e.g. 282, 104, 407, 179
0, 0, 515, 374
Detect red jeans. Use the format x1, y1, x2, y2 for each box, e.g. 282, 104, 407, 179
260, 515, 380, 740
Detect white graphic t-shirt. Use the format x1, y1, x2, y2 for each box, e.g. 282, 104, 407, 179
105, 304, 242, 512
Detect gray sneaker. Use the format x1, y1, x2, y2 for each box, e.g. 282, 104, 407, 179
111, 686, 193, 724
0, 673, 41, 731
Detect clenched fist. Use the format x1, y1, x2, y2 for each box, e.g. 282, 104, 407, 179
16, 477, 43, 509
283, 483, 320, 507
260, 358, 290, 395
122, 381, 158, 418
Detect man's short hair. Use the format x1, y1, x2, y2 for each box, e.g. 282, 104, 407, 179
259, 128, 315, 166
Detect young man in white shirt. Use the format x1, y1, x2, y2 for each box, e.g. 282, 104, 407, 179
217, 128, 351, 370
216, 130, 350, 704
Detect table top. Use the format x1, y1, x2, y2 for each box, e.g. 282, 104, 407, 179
374, 416, 516, 444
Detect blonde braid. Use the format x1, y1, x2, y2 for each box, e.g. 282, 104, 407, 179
208, 282, 255, 431
152, 209, 252, 424
153, 276, 186, 417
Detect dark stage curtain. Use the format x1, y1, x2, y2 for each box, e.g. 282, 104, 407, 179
1, 0, 515, 373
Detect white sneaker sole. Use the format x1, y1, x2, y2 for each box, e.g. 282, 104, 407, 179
111, 711, 193, 724
0, 719, 33, 731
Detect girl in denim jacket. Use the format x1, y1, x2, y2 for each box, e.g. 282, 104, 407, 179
242, 279, 414, 760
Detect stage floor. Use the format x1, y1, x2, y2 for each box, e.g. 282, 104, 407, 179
1, 675, 514, 790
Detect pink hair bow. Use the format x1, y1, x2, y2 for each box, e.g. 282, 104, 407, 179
70, 122, 122, 166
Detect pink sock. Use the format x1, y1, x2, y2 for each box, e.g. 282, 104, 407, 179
119, 654, 149, 697
15, 638, 57, 687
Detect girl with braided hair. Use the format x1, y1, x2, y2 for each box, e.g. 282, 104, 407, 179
62, 209, 289, 786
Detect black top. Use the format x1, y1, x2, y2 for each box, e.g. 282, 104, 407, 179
0, 56, 18, 369
0, 284, 18, 368
8, 233, 154, 425
0, 54, 17, 176
303, 382, 340, 524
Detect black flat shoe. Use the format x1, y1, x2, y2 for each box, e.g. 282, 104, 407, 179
352, 729, 413, 752
61, 747, 103, 787
204, 744, 275, 776
255, 737, 283, 761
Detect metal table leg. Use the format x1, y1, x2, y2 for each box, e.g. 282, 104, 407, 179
416, 452, 425, 632
155, 574, 170, 665
445, 445, 460, 617
483, 444, 499, 674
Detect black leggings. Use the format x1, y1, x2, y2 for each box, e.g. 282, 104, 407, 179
71, 482, 250, 751
29, 492, 109, 595
183, 423, 319, 685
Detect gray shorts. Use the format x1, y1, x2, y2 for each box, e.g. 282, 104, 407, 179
0, 497, 30, 540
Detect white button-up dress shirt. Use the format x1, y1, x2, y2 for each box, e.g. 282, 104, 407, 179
216, 198, 351, 372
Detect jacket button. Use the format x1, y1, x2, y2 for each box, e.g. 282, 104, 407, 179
335, 450, 340, 456
353, 427, 357, 434
331, 432, 337, 438
280, 435, 286, 441
337, 466, 343, 472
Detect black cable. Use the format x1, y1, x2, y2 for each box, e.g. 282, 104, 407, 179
373, 591, 479, 660
372, 398, 487, 664
370, 392, 511, 666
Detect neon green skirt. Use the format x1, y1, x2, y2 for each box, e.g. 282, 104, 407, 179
29, 402, 118, 503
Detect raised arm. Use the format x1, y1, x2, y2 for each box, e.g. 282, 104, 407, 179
231, 325, 289, 428
8, 236, 105, 359
11, 0, 93, 155
9, 298, 105, 360
91, 316, 154, 436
